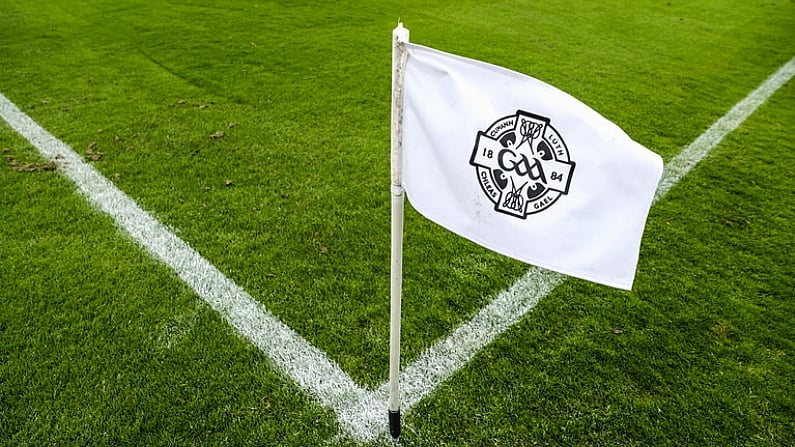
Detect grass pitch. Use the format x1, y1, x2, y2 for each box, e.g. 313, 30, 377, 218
1, 0, 794, 445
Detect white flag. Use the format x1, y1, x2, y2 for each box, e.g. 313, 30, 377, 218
398, 42, 664, 290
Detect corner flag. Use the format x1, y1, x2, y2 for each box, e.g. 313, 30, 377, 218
388, 22, 663, 441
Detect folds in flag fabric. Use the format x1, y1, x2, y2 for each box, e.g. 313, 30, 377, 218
398, 42, 664, 290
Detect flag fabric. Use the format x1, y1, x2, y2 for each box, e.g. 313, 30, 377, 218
398, 42, 664, 290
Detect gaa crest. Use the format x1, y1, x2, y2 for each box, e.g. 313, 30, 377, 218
469, 110, 575, 218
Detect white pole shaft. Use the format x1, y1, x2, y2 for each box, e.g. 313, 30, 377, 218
388, 191, 404, 412
388, 22, 409, 419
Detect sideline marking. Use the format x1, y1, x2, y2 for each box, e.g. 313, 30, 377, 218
0, 93, 371, 436
1, 55, 792, 443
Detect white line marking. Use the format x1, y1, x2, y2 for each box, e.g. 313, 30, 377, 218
0, 93, 370, 435
655, 57, 795, 203
1, 55, 791, 443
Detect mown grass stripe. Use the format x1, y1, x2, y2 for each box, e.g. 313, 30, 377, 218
1, 54, 791, 443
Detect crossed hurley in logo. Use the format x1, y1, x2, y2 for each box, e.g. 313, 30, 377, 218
470, 110, 575, 218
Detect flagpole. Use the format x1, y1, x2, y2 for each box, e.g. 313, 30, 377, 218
389, 21, 409, 443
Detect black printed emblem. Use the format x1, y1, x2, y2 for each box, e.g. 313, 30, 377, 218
470, 110, 576, 218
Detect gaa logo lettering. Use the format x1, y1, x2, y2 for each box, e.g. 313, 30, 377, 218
469, 110, 575, 218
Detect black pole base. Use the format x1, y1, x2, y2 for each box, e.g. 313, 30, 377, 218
388, 409, 401, 442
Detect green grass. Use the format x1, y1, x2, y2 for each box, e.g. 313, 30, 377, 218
1, 0, 794, 445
